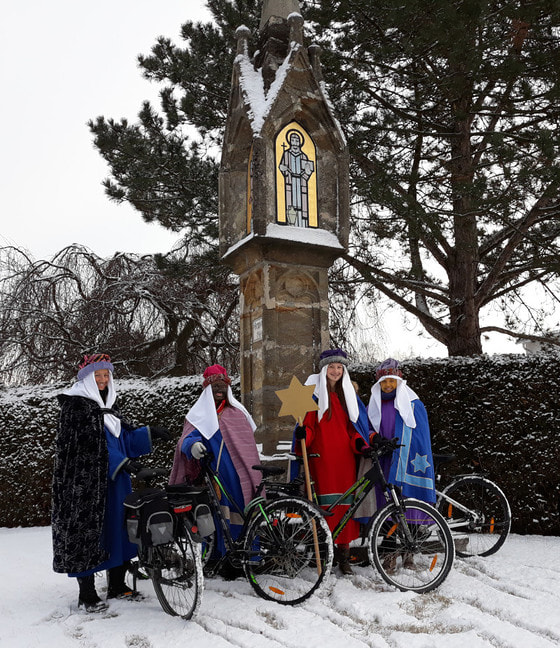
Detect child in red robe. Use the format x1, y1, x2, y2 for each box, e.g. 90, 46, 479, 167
295, 349, 370, 575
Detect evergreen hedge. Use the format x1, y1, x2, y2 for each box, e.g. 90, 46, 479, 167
1, 354, 558, 535
352, 354, 560, 536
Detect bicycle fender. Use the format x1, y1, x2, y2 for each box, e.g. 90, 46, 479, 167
264, 496, 333, 518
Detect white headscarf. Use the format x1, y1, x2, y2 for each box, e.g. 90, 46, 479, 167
305, 364, 360, 423
61, 370, 121, 437
185, 385, 257, 440
367, 374, 419, 433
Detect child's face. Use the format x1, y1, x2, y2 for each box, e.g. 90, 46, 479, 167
94, 369, 110, 391
211, 379, 228, 404
326, 362, 344, 386
380, 377, 398, 393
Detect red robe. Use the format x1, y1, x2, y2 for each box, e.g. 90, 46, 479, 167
299, 393, 363, 544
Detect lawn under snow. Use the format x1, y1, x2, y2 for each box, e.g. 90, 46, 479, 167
1, 527, 559, 648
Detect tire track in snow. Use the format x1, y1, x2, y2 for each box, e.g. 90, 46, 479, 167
442, 558, 560, 647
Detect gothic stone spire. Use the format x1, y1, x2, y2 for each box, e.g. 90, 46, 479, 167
259, 0, 302, 31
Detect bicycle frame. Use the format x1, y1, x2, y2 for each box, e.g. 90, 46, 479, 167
435, 488, 485, 528
199, 460, 277, 565
306, 452, 411, 544
433, 458, 498, 528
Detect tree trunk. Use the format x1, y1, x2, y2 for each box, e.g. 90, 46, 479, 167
447, 69, 482, 357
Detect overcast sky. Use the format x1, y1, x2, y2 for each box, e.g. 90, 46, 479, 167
0, 1, 521, 357
1, 0, 211, 260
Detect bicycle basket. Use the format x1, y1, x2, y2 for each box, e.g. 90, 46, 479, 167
124, 488, 174, 548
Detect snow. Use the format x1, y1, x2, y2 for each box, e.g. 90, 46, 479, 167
237, 44, 295, 134
223, 223, 343, 259
2, 527, 559, 647
265, 223, 343, 248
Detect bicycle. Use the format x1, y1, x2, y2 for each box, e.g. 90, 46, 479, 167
433, 453, 511, 557
194, 451, 333, 605
123, 467, 205, 620
290, 438, 455, 593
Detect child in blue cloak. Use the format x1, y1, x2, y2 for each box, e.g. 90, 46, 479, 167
361, 358, 436, 570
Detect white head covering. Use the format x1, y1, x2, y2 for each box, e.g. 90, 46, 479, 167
185, 385, 257, 440
61, 370, 122, 438
367, 374, 419, 432
305, 365, 360, 423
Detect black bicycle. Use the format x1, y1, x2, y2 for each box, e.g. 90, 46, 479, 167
123, 467, 205, 620
195, 451, 333, 605
434, 453, 511, 557
292, 439, 455, 593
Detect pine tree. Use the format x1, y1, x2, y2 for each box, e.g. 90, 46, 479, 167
90, 0, 560, 356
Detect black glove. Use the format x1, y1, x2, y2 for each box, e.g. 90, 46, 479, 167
122, 459, 144, 475
294, 425, 307, 440
369, 434, 382, 449
370, 435, 397, 455
149, 425, 171, 441
355, 437, 367, 453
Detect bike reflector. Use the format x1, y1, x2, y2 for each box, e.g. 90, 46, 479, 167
386, 523, 398, 538
269, 586, 285, 596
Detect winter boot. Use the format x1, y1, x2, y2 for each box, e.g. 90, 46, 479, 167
382, 553, 399, 575
337, 545, 354, 576
402, 552, 415, 569
107, 564, 140, 600
77, 575, 108, 613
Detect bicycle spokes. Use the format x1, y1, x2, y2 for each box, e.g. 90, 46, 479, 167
369, 500, 454, 593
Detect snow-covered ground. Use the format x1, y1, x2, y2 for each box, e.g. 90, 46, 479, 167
1, 527, 558, 648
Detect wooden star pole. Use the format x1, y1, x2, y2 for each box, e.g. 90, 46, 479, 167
275, 376, 322, 576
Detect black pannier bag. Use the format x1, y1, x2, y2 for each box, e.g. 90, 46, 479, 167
124, 488, 174, 547
165, 483, 215, 538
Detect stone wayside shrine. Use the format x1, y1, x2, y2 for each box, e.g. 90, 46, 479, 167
219, 0, 349, 455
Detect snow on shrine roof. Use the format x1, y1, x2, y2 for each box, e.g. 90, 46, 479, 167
223, 223, 343, 260
265, 223, 343, 247
235, 41, 346, 145
236, 44, 295, 135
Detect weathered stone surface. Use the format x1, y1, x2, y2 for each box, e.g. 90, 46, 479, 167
219, 5, 348, 454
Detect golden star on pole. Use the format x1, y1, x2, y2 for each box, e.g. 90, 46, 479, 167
275, 375, 318, 423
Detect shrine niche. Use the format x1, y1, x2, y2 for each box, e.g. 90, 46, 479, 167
246, 145, 254, 234
275, 122, 317, 227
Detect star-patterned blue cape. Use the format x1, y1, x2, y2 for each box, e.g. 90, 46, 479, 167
388, 400, 436, 503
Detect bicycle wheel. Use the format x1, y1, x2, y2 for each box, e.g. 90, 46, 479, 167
243, 497, 333, 605
150, 523, 203, 620
368, 499, 454, 593
438, 475, 511, 557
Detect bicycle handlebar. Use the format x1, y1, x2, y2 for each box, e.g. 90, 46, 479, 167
362, 438, 403, 459
135, 466, 169, 483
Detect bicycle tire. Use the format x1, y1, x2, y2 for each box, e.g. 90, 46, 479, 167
437, 475, 511, 557
151, 523, 203, 620
368, 499, 454, 593
243, 497, 333, 605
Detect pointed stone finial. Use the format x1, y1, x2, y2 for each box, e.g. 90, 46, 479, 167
308, 43, 323, 81
288, 12, 304, 45
235, 25, 251, 55
259, 0, 301, 31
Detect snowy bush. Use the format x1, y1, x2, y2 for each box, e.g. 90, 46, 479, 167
352, 353, 560, 536
0, 376, 215, 528
1, 355, 558, 534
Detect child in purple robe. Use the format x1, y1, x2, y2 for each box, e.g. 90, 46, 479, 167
366, 358, 436, 570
